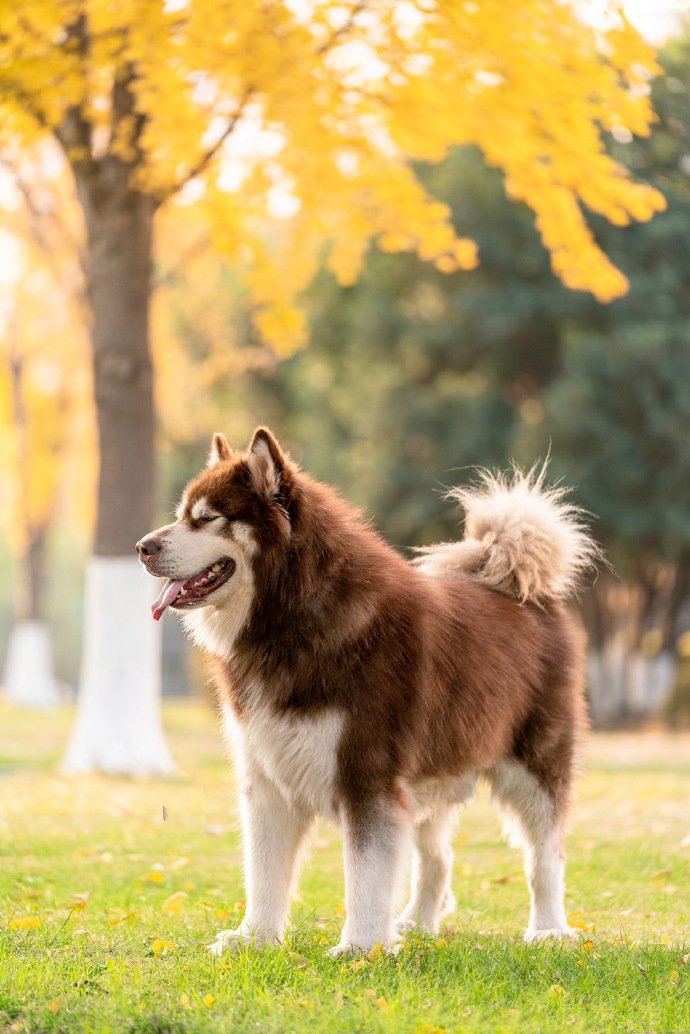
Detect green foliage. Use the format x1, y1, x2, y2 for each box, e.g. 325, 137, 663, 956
213, 37, 690, 574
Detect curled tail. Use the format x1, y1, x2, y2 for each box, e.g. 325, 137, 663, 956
414, 464, 598, 603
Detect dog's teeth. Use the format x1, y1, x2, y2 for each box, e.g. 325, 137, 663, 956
212, 564, 221, 573
180, 588, 187, 596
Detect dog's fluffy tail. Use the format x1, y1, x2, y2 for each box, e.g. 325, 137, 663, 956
414, 464, 598, 603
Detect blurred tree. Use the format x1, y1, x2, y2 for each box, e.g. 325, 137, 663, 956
0, 0, 665, 769
535, 35, 690, 722
0, 155, 94, 707
213, 35, 690, 725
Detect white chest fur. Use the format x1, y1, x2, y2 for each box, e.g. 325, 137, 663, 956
222, 697, 343, 820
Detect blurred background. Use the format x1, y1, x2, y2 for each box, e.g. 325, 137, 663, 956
1, 1, 689, 772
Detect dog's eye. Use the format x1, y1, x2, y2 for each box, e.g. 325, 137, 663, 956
200, 515, 220, 523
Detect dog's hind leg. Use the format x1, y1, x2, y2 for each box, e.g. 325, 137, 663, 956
328, 796, 411, 957
396, 805, 457, 936
488, 759, 575, 942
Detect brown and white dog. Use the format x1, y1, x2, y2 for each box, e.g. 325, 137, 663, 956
136, 427, 595, 956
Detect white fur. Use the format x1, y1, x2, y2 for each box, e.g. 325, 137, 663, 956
209, 764, 311, 953
487, 759, 574, 941
415, 464, 598, 602
209, 697, 343, 953
150, 506, 258, 658
222, 699, 343, 820
397, 805, 458, 936
329, 804, 411, 956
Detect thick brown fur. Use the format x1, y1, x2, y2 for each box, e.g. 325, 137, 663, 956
185, 432, 587, 824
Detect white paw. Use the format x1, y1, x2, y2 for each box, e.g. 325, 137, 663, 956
395, 915, 418, 935
395, 914, 440, 936
326, 939, 401, 959
326, 942, 361, 959
208, 926, 280, 956
440, 890, 457, 918
524, 926, 577, 944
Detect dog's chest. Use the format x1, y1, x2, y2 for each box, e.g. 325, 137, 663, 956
223, 697, 343, 819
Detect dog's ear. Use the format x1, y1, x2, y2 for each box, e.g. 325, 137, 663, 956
207, 432, 232, 467
245, 427, 285, 501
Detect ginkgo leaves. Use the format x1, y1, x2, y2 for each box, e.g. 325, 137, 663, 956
0, 0, 668, 361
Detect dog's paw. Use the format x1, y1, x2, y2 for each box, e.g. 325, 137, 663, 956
523, 926, 577, 944
326, 941, 361, 959
326, 940, 402, 959
395, 914, 440, 936
208, 926, 279, 956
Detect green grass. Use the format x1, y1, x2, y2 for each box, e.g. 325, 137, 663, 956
0, 701, 688, 1033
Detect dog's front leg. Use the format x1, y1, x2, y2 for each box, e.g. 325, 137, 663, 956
328, 797, 411, 957
210, 767, 312, 955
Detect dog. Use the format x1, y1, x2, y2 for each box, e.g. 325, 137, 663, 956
136, 427, 595, 956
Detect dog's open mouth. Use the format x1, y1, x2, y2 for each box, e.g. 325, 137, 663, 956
151, 558, 236, 621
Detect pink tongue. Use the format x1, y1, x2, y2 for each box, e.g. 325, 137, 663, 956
151, 579, 186, 621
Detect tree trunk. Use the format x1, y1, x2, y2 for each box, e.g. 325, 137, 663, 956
4, 333, 59, 708
63, 159, 174, 773
4, 527, 58, 708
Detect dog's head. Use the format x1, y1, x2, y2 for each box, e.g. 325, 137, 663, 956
137, 427, 292, 621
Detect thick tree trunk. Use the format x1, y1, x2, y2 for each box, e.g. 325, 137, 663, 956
63, 159, 174, 773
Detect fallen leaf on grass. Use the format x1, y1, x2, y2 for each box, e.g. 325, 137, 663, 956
144, 868, 166, 885
108, 909, 137, 926
150, 939, 175, 956
547, 984, 567, 999
161, 892, 187, 915
660, 933, 671, 945
670, 971, 680, 985
581, 940, 595, 953
71, 893, 90, 911
567, 911, 592, 931
9, 915, 41, 930
47, 1002, 60, 1014
203, 994, 215, 1007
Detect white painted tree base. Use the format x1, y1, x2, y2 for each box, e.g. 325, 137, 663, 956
3, 620, 60, 709
63, 556, 176, 775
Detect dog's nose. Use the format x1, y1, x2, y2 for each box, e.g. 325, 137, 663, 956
136, 535, 163, 558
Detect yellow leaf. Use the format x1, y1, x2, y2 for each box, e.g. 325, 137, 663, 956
9, 915, 41, 930
71, 892, 90, 911
547, 984, 568, 998
581, 940, 595, 952
47, 1002, 60, 1014
151, 939, 175, 956
145, 869, 166, 885
203, 994, 216, 1007
161, 892, 187, 915
660, 934, 671, 945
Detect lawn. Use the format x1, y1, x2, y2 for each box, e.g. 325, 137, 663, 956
0, 700, 688, 1034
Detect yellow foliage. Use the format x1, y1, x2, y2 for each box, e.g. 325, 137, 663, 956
0, 158, 95, 558
0, 0, 666, 361
9, 914, 41, 930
